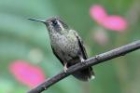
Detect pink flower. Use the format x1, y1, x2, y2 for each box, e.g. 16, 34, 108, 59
9, 60, 45, 88
90, 4, 127, 32
90, 5, 107, 24
102, 16, 127, 31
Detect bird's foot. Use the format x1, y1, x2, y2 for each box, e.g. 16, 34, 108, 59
79, 56, 87, 66
81, 58, 85, 63
80, 56, 85, 63
63, 64, 68, 73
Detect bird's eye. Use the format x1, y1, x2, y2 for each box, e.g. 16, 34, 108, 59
51, 20, 58, 26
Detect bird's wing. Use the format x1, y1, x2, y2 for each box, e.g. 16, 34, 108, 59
72, 30, 88, 59
51, 46, 65, 65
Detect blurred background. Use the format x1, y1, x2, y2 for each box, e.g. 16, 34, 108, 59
0, 0, 140, 93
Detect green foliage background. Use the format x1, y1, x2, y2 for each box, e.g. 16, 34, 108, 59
0, 0, 140, 93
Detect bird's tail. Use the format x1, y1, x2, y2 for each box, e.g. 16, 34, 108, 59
72, 67, 95, 81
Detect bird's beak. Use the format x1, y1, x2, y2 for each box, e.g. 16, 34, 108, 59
28, 18, 46, 24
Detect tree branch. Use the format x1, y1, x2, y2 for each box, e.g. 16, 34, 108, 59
27, 40, 140, 93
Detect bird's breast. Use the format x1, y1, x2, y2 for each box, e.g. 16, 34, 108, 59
51, 33, 79, 56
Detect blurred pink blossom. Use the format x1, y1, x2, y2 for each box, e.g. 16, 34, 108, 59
102, 16, 127, 31
9, 60, 45, 88
90, 4, 127, 31
90, 5, 107, 24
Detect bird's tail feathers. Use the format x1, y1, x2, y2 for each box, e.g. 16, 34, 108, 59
72, 67, 95, 81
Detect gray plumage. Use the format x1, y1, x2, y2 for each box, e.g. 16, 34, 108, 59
29, 17, 95, 81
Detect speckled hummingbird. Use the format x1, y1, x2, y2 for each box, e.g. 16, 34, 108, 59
29, 17, 95, 81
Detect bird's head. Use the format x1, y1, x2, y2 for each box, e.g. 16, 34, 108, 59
29, 17, 69, 33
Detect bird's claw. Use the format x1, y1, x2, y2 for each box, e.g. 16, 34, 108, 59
63, 64, 68, 73
81, 58, 85, 63
80, 56, 85, 63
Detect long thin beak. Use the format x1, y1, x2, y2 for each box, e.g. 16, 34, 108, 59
28, 18, 46, 24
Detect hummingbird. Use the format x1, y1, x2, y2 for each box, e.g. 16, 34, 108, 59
29, 17, 95, 81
